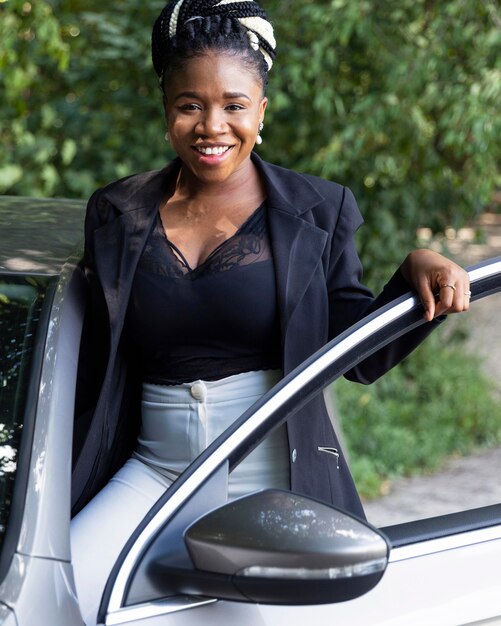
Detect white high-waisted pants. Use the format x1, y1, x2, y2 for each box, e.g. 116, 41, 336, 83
71, 369, 288, 626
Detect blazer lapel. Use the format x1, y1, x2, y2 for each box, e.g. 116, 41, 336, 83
268, 208, 327, 343
91, 161, 180, 346
93, 206, 157, 345
254, 155, 329, 346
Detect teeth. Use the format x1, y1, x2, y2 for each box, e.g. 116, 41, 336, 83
196, 146, 230, 155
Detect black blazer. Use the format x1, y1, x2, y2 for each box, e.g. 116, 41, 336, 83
72, 153, 439, 516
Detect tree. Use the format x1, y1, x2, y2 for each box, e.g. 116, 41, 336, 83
1, 0, 169, 198
1, 0, 70, 196
1, 0, 500, 285
263, 0, 501, 285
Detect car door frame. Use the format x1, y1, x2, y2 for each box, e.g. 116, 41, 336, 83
99, 256, 501, 626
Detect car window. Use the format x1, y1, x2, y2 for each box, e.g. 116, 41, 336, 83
0, 276, 48, 551
333, 290, 501, 528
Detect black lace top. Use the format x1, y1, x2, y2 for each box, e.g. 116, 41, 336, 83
125, 202, 282, 384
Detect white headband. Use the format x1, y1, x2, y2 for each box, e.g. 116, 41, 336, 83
168, 0, 275, 70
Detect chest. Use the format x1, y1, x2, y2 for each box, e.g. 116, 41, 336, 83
160, 199, 266, 271
94, 198, 331, 368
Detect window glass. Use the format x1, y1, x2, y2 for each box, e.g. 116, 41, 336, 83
0, 276, 48, 550
331, 300, 501, 527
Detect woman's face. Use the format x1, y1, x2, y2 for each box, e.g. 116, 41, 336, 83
163, 51, 267, 186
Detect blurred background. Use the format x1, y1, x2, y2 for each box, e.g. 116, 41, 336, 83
1, 0, 501, 517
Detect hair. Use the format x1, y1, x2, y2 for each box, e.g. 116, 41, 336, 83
151, 0, 276, 93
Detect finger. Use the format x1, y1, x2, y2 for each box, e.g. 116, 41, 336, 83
437, 278, 471, 314
462, 272, 472, 311
463, 284, 471, 311
418, 280, 436, 321
436, 282, 456, 312
462, 284, 472, 312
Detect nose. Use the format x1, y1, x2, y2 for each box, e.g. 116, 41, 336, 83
196, 107, 226, 136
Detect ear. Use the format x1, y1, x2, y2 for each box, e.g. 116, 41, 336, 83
259, 96, 268, 124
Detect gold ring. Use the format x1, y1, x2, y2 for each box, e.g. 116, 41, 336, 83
440, 284, 456, 292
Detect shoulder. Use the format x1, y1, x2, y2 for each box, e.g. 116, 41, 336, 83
253, 155, 353, 211
297, 171, 358, 225
296, 170, 346, 202
85, 158, 181, 222
257, 157, 346, 203
98, 169, 161, 195
87, 169, 167, 217
255, 156, 362, 232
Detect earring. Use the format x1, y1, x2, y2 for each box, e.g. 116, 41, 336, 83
255, 122, 264, 145
164, 131, 170, 142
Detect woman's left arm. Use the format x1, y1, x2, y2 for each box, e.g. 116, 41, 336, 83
340, 250, 470, 384
400, 249, 471, 322
325, 187, 471, 384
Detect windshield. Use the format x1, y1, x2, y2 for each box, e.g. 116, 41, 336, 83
0, 276, 49, 551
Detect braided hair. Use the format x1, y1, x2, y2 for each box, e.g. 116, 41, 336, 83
152, 0, 276, 93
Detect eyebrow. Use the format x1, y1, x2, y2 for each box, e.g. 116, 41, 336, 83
174, 91, 252, 102
223, 92, 251, 101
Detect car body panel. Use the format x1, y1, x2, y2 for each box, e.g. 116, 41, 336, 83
101, 522, 501, 626
252, 536, 501, 626
100, 257, 501, 626
0, 604, 16, 626
101, 525, 501, 626
0, 196, 86, 275
2, 196, 501, 625
0, 197, 86, 625
0, 555, 81, 625
18, 265, 86, 561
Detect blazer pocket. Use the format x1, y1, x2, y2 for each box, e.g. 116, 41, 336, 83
318, 446, 340, 469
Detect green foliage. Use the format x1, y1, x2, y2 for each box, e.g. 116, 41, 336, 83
334, 323, 501, 498
0, 0, 69, 195
0, 0, 172, 197
1, 2, 499, 285
264, 0, 501, 287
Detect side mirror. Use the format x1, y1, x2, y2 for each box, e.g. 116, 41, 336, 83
153, 490, 389, 605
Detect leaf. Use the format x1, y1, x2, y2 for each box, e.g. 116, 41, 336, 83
0, 165, 23, 192
61, 139, 77, 166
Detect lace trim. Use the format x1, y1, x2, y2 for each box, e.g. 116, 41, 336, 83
138, 203, 271, 279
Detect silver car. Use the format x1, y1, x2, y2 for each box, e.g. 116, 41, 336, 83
1, 196, 501, 626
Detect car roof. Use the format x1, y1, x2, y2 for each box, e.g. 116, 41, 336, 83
0, 196, 86, 275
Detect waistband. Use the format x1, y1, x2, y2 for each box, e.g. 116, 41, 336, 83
142, 369, 282, 404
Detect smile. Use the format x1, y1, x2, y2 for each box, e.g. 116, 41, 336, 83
194, 146, 232, 156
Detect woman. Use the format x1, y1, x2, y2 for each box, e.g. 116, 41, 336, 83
71, 1, 470, 623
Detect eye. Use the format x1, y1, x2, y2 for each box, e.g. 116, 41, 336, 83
225, 104, 245, 111
179, 103, 202, 111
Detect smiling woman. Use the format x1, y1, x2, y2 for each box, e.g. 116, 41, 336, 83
70, 1, 471, 625
161, 52, 268, 268
164, 53, 266, 189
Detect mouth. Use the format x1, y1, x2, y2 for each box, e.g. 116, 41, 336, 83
193, 145, 233, 156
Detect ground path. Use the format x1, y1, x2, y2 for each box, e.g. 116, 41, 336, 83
364, 213, 501, 527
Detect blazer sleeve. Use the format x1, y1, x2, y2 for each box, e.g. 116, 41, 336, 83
82, 187, 110, 274
326, 186, 443, 384
73, 189, 111, 468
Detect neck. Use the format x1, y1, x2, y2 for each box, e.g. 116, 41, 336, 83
175, 157, 262, 203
